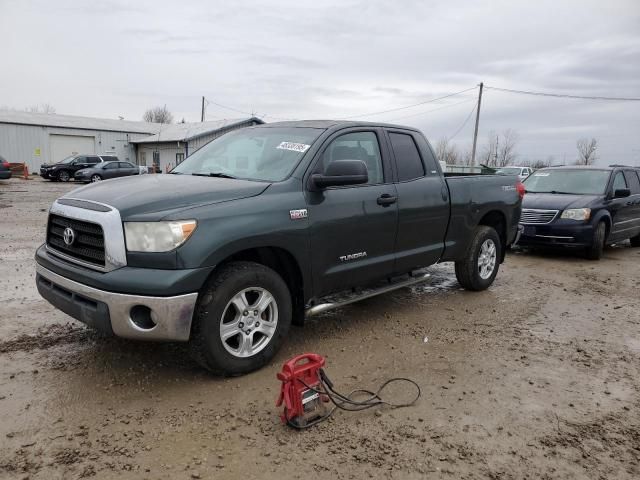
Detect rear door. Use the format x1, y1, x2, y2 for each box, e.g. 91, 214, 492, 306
385, 129, 449, 274
620, 170, 640, 238
608, 170, 633, 242
305, 128, 398, 295
118, 162, 137, 177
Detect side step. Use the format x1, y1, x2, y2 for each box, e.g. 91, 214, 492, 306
305, 272, 431, 317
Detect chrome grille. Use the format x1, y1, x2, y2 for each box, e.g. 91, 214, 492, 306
47, 214, 105, 267
520, 208, 559, 225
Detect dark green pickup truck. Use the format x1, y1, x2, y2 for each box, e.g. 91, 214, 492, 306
35, 120, 523, 375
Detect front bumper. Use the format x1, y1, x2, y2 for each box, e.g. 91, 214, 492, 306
517, 222, 594, 248
36, 263, 198, 341
0, 170, 11, 180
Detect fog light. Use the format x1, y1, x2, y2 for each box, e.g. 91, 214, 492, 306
129, 305, 157, 330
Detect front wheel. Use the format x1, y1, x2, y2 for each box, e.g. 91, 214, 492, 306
455, 226, 501, 291
585, 221, 606, 260
189, 261, 292, 376
90, 174, 102, 183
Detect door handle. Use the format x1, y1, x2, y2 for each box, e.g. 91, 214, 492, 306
377, 194, 397, 206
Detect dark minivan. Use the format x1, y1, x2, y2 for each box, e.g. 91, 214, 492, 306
518, 166, 640, 259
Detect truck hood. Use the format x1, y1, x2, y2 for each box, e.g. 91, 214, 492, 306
523, 192, 600, 211
63, 174, 270, 219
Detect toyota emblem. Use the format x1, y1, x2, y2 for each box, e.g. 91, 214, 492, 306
63, 227, 76, 246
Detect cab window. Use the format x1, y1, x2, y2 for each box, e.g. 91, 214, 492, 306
612, 171, 627, 192
319, 131, 384, 184
624, 171, 640, 194
388, 132, 425, 181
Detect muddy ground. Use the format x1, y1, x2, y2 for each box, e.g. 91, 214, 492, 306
1, 176, 639, 480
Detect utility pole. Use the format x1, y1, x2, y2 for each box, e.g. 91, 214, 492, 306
201, 96, 205, 122
471, 82, 484, 166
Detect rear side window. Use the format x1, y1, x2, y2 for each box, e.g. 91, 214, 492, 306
104, 162, 118, 170
86, 156, 101, 164
389, 132, 425, 181
612, 171, 627, 191
119, 162, 134, 168
624, 171, 640, 194
101, 156, 118, 162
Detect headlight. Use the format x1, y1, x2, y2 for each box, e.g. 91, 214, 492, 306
561, 208, 591, 221
124, 220, 197, 252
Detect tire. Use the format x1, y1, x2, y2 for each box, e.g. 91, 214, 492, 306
189, 261, 292, 376
630, 233, 640, 248
585, 221, 606, 260
57, 170, 71, 182
90, 174, 102, 183
455, 226, 501, 291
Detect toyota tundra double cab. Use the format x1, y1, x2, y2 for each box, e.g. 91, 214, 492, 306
36, 121, 523, 375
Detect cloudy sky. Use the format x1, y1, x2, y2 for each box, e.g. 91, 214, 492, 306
1, 0, 639, 165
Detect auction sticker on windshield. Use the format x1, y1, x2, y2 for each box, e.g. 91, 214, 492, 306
277, 142, 311, 153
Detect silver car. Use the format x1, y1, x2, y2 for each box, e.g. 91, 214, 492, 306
74, 161, 140, 183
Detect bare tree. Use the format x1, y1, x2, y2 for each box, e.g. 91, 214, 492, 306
143, 105, 174, 124
496, 129, 518, 167
26, 103, 56, 114
434, 137, 460, 165
576, 138, 598, 165
480, 131, 498, 166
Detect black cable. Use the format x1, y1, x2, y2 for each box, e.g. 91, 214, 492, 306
335, 86, 478, 120
485, 85, 640, 102
285, 370, 421, 429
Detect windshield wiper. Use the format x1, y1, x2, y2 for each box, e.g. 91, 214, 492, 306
191, 172, 237, 179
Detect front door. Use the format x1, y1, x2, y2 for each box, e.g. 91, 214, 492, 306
306, 129, 398, 296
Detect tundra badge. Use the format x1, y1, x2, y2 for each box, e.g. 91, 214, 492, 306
289, 209, 308, 220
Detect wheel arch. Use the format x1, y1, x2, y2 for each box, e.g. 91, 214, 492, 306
478, 210, 507, 262
209, 246, 306, 326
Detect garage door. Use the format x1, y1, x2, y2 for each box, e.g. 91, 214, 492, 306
49, 134, 95, 163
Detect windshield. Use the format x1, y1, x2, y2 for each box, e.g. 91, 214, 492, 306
495, 167, 522, 175
57, 156, 76, 164
172, 127, 324, 181
523, 169, 611, 195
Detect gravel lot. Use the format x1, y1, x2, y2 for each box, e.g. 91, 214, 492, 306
1, 177, 639, 480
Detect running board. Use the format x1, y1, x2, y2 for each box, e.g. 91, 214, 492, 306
305, 272, 431, 317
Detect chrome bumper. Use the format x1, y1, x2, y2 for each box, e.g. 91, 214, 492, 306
36, 264, 198, 341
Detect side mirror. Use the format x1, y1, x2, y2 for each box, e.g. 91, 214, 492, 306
311, 160, 368, 189
614, 188, 631, 198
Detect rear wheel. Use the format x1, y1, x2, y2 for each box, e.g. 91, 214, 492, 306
585, 221, 606, 260
57, 170, 71, 182
189, 261, 292, 376
455, 226, 501, 291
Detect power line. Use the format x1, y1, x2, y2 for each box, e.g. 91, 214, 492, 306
387, 98, 475, 122
335, 86, 477, 120
447, 103, 478, 141
485, 86, 640, 102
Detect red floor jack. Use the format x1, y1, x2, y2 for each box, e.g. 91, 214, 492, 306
276, 353, 421, 429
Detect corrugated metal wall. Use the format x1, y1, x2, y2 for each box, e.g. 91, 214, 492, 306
0, 123, 151, 172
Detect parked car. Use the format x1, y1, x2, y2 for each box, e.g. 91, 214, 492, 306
35, 120, 523, 375
74, 161, 140, 183
0, 155, 11, 180
495, 166, 532, 181
40, 154, 119, 182
518, 165, 640, 259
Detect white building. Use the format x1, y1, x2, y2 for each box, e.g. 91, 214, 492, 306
130, 117, 263, 172
0, 110, 263, 173
0, 110, 160, 172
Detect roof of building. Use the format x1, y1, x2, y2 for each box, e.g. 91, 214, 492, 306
0, 110, 162, 134
130, 117, 264, 144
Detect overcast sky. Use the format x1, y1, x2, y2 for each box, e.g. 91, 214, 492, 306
1, 0, 639, 165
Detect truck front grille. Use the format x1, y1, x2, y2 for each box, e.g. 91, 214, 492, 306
520, 208, 559, 225
47, 214, 106, 267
